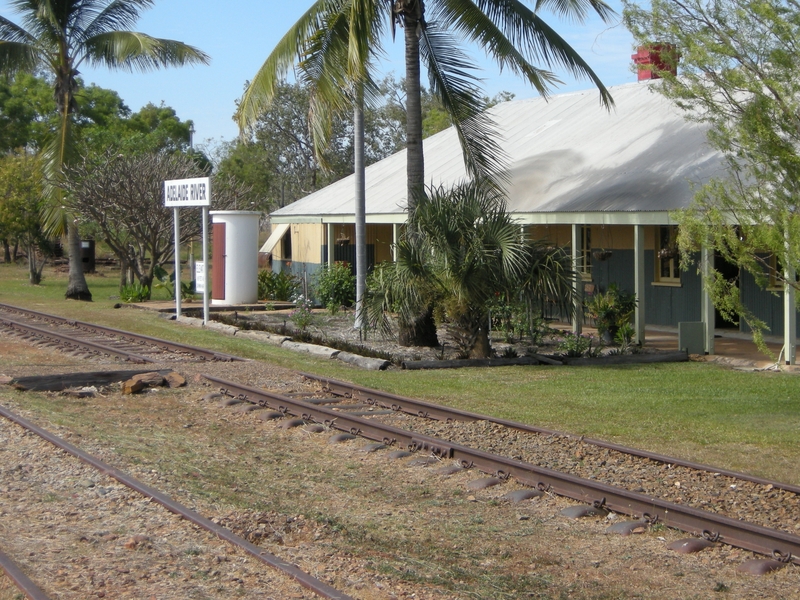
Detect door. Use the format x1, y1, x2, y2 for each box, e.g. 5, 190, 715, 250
212, 222, 226, 300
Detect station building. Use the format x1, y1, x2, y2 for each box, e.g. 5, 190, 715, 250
261, 79, 799, 364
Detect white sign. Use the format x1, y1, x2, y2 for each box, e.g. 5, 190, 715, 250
195, 261, 205, 294
164, 177, 211, 207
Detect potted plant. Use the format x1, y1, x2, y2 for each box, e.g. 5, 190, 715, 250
585, 283, 637, 343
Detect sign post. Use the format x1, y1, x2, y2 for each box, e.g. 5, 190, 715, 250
164, 177, 211, 324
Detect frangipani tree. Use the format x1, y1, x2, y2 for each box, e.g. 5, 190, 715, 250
0, 0, 209, 300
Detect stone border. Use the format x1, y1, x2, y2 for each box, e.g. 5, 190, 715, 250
172, 315, 390, 371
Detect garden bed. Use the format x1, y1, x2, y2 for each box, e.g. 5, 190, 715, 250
212, 306, 670, 368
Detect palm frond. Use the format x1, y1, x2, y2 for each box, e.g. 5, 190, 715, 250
237, 0, 338, 132
0, 39, 39, 72
81, 31, 209, 72
419, 23, 509, 185
534, 0, 615, 22
11, 0, 64, 44
0, 14, 39, 71
435, 0, 613, 107
79, 0, 156, 42
297, 0, 384, 170
432, 0, 561, 96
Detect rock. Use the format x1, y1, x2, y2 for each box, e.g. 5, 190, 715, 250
164, 371, 186, 388
121, 379, 145, 395
131, 372, 166, 387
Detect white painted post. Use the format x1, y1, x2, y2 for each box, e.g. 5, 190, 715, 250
202, 206, 209, 325
571, 224, 582, 334
327, 223, 334, 267
173, 207, 181, 319
634, 225, 646, 345
784, 267, 797, 366
701, 246, 715, 355
392, 224, 400, 262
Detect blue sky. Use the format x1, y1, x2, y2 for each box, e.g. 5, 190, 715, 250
0, 1, 636, 149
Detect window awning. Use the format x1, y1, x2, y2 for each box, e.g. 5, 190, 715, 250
259, 223, 290, 254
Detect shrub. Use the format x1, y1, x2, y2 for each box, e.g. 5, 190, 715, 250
585, 283, 637, 337
556, 332, 600, 358
290, 294, 315, 330
488, 293, 549, 344
120, 282, 150, 303
258, 269, 300, 301
314, 262, 355, 314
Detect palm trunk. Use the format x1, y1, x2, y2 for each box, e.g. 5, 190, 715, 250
27, 241, 46, 285
65, 222, 92, 301
354, 85, 367, 330
398, 2, 437, 347
469, 316, 492, 359
2, 239, 9, 263
398, 304, 439, 347
404, 10, 424, 210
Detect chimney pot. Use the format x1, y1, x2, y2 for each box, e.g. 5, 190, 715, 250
632, 44, 678, 81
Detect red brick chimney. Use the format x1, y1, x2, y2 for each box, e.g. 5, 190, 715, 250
632, 44, 678, 81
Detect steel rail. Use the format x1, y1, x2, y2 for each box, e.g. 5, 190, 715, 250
0, 548, 52, 600
301, 372, 800, 496
205, 374, 800, 565
0, 404, 352, 600
0, 315, 154, 364
0, 303, 244, 362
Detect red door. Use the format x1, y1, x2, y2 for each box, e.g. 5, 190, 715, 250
212, 222, 226, 300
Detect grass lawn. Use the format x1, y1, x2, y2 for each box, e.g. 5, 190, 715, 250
2, 260, 798, 485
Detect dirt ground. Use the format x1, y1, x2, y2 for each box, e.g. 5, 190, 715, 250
1, 333, 798, 599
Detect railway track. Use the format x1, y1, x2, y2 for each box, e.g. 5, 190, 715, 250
0, 303, 243, 363
2, 304, 797, 591
204, 373, 800, 576
0, 404, 351, 600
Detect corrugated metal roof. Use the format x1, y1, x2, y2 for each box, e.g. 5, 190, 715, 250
271, 81, 724, 223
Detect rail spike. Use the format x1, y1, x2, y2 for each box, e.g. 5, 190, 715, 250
703, 530, 721, 543
643, 512, 660, 525
773, 550, 793, 563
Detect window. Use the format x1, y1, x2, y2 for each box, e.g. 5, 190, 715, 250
769, 254, 799, 290
656, 225, 680, 284
578, 226, 592, 280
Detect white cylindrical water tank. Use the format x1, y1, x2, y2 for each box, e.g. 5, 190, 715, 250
210, 211, 260, 306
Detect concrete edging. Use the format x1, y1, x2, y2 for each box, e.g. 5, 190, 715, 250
173, 315, 388, 369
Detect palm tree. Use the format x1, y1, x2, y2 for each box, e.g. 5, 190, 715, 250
362, 179, 574, 358
240, 0, 613, 344
0, 0, 209, 300
237, 0, 379, 328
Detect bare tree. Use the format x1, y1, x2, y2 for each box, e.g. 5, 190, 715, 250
62, 151, 249, 296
